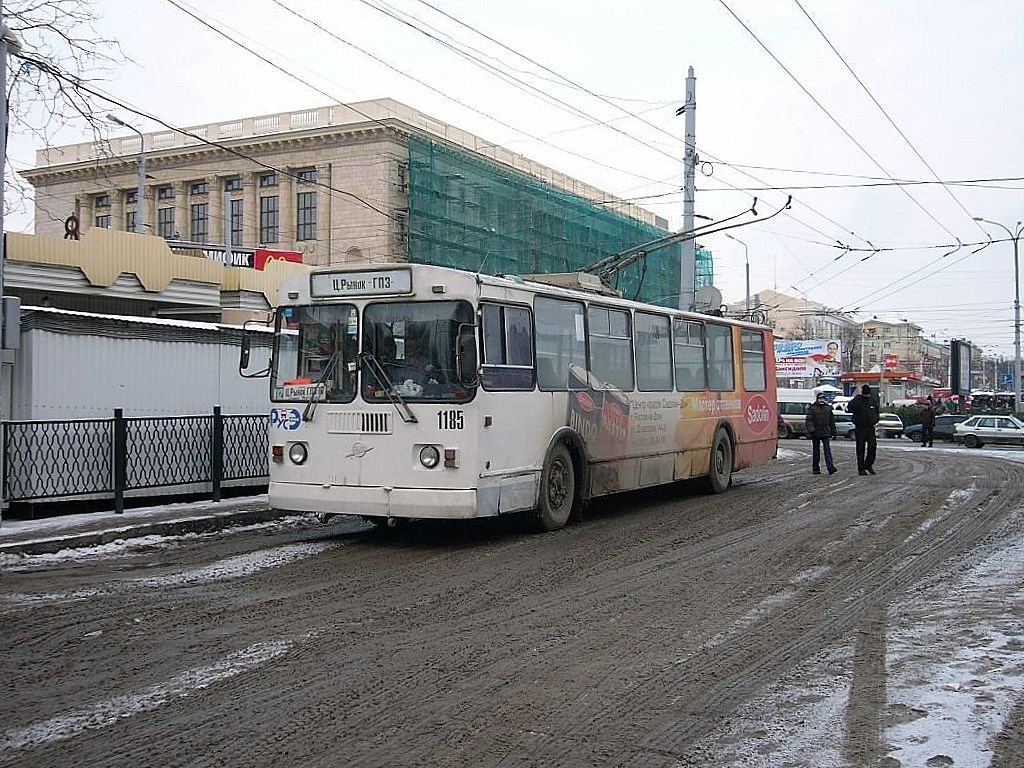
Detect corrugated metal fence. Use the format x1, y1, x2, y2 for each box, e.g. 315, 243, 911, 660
3, 408, 268, 511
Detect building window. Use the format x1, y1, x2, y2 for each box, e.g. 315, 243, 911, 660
260, 195, 279, 244
191, 203, 209, 242
190, 181, 208, 195
259, 172, 278, 187
230, 198, 244, 246
94, 214, 111, 229
126, 190, 137, 205
296, 191, 317, 240
395, 208, 408, 246
157, 185, 174, 200
126, 210, 137, 232
157, 207, 175, 238
295, 168, 317, 183
224, 177, 242, 192
94, 194, 110, 208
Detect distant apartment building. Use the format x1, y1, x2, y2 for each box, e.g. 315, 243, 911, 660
22, 99, 689, 306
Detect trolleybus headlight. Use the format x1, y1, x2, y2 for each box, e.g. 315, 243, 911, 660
419, 445, 441, 469
288, 442, 309, 465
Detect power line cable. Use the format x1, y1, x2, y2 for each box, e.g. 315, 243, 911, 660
717, 0, 962, 243
793, 0, 989, 239
370, 0, 877, 251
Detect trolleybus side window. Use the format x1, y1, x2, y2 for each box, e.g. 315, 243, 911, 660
741, 330, 767, 392
360, 300, 474, 402
272, 304, 358, 403
673, 319, 706, 392
635, 311, 672, 392
534, 297, 586, 391
481, 303, 535, 391
706, 323, 736, 391
587, 306, 634, 391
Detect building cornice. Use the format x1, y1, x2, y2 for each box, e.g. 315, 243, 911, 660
22, 122, 408, 184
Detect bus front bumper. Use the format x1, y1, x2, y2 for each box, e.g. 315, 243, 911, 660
269, 482, 480, 520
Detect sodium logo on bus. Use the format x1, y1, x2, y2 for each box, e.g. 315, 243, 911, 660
575, 391, 596, 412
745, 395, 772, 433
270, 408, 302, 431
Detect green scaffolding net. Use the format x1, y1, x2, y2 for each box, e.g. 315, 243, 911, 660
407, 134, 700, 307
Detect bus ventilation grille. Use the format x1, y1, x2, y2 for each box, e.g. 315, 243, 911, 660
327, 411, 393, 435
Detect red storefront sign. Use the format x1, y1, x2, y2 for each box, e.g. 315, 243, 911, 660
255, 248, 303, 271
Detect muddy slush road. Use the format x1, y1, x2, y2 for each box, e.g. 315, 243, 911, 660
3, 441, 1024, 767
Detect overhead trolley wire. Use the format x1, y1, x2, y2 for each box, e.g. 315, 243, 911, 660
717, 0, 962, 244
369, 0, 877, 252
793, 0, 989, 239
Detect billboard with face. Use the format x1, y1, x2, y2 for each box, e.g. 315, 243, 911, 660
774, 339, 841, 378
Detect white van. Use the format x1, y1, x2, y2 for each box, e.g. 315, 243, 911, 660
777, 388, 816, 438
832, 395, 853, 413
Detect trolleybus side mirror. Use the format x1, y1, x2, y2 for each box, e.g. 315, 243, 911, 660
455, 322, 478, 387
239, 319, 271, 379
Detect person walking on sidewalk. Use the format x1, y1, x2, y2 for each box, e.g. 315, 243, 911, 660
850, 384, 880, 475
805, 392, 838, 475
919, 397, 936, 447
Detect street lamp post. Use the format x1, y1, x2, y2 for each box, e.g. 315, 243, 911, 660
725, 233, 750, 312
108, 114, 145, 233
974, 217, 1023, 414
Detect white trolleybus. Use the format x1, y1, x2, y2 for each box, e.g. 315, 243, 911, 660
241, 263, 778, 531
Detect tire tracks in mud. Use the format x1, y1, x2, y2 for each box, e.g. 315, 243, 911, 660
5, 449, 1023, 767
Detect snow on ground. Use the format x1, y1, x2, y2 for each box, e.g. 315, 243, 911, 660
1, 541, 337, 610
883, 526, 1024, 767
682, 484, 1024, 768
0, 495, 272, 538
0, 637, 301, 751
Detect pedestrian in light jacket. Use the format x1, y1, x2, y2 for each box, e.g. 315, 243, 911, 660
805, 392, 838, 475
850, 384, 880, 475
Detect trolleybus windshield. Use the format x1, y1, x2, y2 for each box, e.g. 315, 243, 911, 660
361, 300, 475, 402
272, 304, 359, 403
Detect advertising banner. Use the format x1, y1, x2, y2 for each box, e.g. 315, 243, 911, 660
255, 248, 304, 271
774, 339, 842, 378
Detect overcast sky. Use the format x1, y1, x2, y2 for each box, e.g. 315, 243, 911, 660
7, 0, 1024, 359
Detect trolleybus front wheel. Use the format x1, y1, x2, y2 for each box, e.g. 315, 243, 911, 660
706, 427, 733, 494
534, 443, 576, 532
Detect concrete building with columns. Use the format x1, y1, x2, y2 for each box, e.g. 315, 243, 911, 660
21, 99, 682, 305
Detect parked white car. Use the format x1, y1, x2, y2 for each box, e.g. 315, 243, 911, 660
876, 413, 904, 438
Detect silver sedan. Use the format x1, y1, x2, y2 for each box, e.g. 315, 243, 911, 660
954, 415, 1024, 448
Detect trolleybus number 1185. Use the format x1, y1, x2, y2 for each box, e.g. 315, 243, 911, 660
437, 410, 465, 430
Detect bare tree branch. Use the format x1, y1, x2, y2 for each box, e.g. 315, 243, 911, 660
4, 0, 127, 221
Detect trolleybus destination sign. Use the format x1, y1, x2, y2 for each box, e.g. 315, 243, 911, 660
311, 268, 412, 298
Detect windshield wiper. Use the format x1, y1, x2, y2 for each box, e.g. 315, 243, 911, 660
359, 351, 417, 423
301, 350, 340, 423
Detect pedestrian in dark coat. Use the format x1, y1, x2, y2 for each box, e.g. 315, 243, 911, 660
805, 393, 837, 475
920, 397, 936, 447
850, 384, 880, 475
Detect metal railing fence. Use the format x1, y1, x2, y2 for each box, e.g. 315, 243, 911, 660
3, 407, 268, 511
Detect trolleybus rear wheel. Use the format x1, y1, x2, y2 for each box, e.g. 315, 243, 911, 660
535, 443, 575, 532
706, 427, 733, 494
